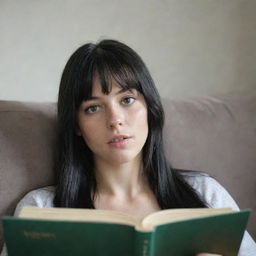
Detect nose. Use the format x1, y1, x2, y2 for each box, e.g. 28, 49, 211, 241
109, 119, 123, 128
107, 106, 124, 129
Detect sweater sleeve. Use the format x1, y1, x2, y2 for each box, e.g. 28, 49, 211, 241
188, 174, 256, 256
13, 186, 55, 216
0, 186, 55, 256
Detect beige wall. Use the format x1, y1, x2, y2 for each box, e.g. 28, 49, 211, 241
0, 0, 255, 101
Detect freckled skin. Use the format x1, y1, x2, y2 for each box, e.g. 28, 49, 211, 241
77, 77, 148, 167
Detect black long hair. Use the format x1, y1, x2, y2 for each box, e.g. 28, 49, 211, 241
54, 39, 207, 208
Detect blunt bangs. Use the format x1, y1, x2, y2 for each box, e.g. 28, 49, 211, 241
79, 49, 143, 105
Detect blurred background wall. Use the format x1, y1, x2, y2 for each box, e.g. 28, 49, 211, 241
0, 0, 255, 101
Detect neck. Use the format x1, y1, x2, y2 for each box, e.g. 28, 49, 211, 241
94, 154, 149, 199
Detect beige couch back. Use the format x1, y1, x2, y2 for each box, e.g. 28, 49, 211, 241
0, 92, 255, 249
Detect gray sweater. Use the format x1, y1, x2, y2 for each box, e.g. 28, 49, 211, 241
1, 172, 256, 255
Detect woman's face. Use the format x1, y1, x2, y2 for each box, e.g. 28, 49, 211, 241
77, 76, 148, 166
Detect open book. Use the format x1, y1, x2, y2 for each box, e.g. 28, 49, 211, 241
2, 206, 250, 256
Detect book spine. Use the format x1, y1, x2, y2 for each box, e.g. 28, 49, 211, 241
134, 230, 154, 256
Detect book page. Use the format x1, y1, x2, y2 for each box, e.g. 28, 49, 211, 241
19, 207, 234, 231
141, 208, 233, 230
19, 207, 140, 227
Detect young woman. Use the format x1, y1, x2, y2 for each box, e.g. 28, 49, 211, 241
1, 40, 255, 256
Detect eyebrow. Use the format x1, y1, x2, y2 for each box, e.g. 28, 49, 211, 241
85, 88, 135, 101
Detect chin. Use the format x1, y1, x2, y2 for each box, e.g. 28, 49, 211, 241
109, 152, 142, 165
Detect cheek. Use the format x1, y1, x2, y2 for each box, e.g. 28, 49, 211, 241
78, 120, 101, 146
131, 105, 148, 136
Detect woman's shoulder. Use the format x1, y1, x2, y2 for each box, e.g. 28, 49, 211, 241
176, 169, 240, 210
14, 186, 55, 216
177, 169, 214, 187
179, 169, 218, 188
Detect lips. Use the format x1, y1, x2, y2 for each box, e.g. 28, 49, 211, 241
107, 135, 131, 144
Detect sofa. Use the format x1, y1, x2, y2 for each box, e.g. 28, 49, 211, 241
0, 92, 255, 250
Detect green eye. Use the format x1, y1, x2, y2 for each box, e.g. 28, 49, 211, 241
122, 97, 135, 105
85, 105, 100, 113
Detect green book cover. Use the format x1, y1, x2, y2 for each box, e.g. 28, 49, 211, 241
2, 208, 250, 256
